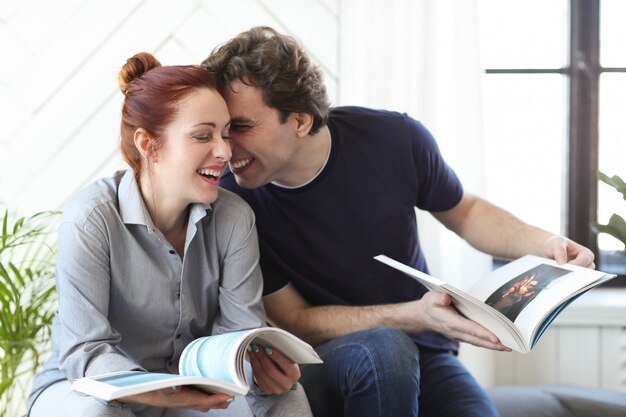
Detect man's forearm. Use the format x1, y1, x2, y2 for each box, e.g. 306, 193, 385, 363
272, 302, 421, 346
436, 195, 556, 260
265, 285, 509, 350
462, 206, 554, 259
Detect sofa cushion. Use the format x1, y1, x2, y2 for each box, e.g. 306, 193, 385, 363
487, 385, 626, 417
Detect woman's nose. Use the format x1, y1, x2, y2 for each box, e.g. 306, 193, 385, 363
214, 137, 232, 161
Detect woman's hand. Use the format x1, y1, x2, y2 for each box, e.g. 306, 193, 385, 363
120, 386, 234, 412
249, 343, 301, 394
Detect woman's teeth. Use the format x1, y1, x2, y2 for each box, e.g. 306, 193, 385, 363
197, 168, 222, 179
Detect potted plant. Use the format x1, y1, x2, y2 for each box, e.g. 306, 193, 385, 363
593, 172, 626, 275
0, 209, 59, 417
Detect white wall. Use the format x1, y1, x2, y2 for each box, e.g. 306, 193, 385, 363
0, 0, 339, 214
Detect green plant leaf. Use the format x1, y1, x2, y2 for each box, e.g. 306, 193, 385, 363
598, 171, 626, 200
0, 262, 18, 299
0, 209, 59, 412
1, 209, 8, 250
8, 262, 26, 289
593, 214, 626, 250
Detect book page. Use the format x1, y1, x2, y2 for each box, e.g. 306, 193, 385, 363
180, 328, 322, 388
443, 286, 525, 351
72, 370, 247, 400
482, 263, 570, 323
512, 271, 610, 345
91, 371, 183, 388
179, 331, 249, 386
374, 255, 525, 351
73, 328, 322, 402
468, 255, 611, 345
376, 254, 614, 352
248, 328, 322, 364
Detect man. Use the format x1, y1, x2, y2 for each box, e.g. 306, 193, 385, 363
202, 26, 594, 417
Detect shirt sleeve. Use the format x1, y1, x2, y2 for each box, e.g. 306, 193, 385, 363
210, 199, 287, 413
404, 115, 464, 211
55, 219, 143, 382
211, 200, 267, 335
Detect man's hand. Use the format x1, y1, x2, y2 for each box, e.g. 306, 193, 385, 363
120, 386, 234, 412
543, 235, 595, 268
249, 344, 301, 394
414, 292, 511, 351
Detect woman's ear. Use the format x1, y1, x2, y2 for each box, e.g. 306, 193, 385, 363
293, 112, 314, 137
134, 128, 157, 161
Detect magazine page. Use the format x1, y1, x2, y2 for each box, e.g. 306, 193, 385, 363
71, 370, 247, 400
180, 328, 322, 389
180, 330, 251, 387
468, 255, 612, 347
73, 328, 322, 402
374, 255, 448, 292
374, 255, 525, 351
443, 287, 525, 351
244, 328, 322, 364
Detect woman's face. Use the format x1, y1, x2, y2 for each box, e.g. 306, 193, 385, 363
151, 88, 231, 207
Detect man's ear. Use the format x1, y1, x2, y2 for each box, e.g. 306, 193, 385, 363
134, 128, 157, 161
293, 112, 314, 137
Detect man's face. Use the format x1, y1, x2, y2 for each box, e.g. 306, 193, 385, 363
222, 79, 299, 189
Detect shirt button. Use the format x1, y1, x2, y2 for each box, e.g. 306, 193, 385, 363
169, 249, 176, 254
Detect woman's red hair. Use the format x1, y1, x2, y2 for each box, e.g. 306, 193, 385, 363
117, 52, 217, 173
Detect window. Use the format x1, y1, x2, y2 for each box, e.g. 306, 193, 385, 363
598, 0, 626, 278
478, 0, 626, 283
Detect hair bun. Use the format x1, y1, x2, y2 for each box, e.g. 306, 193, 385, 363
118, 52, 161, 95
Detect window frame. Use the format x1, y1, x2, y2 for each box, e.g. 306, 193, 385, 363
484, 0, 626, 284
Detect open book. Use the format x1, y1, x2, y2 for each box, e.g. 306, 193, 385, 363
375, 254, 616, 353
71, 327, 322, 400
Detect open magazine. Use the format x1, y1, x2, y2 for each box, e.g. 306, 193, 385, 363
375, 254, 616, 353
71, 327, 323, 400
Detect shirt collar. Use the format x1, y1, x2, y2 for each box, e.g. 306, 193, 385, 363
118, 169, 213, 229
118, 170, 153, 227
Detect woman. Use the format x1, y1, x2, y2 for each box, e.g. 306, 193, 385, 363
28, 52, 311, 417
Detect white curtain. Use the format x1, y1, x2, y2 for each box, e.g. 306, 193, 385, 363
337, 0, 496, 384
338, 0, 492, 285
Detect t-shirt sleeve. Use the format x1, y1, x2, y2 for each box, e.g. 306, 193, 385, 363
404, 115, 464, 211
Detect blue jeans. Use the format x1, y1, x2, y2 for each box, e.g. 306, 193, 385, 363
299, 327, 499, 417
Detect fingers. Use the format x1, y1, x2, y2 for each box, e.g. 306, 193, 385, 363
568, 247, 595, 268
450, 318, 511, 351
425, 291, 453, 306
120, 387, 234, 411
545, 235, 595, 268
421, 292, 511, 352
546, 235, 569, 264
161, 387, 234, 412
249, 343, 300, 394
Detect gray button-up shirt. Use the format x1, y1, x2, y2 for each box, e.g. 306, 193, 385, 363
30, 169, 266, 405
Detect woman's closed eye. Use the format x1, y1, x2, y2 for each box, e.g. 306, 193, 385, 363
192, 134, 211, 142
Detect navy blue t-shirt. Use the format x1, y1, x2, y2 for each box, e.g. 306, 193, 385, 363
221, 106, 463, 351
